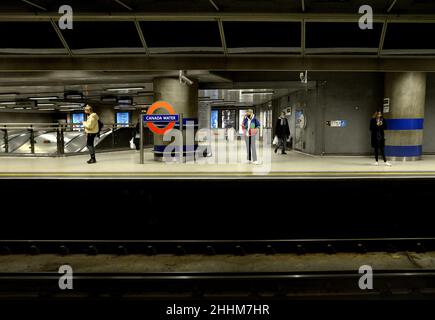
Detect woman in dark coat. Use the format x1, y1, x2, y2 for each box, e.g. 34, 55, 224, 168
133, 121, 141, 150
274, 111, 290, 154
370, 111, 392, 166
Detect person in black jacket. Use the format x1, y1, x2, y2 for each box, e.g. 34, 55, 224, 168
274, 111, 290, 154
370, 111, 392, 166
133, 120, 141, 151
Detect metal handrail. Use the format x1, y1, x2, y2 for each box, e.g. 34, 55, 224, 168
0, 122, 136, 126
1, 125, 135, 132
0, 123, 136, 129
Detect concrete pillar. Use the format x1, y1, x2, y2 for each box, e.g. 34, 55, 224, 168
384, 72, 426, 161
152, 77, 198, 161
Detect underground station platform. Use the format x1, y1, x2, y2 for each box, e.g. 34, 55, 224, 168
2, 0, 435, 317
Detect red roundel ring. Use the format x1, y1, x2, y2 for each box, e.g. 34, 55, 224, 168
146, 101, 176, 135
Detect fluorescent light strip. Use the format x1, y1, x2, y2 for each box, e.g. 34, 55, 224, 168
241, 91, 275, 95
38, 103, 55, 106
59, 105, 82, 108
39, 108, 55, 111
29, 96, 58, 100
106, 87, 144, 92
65, 95, 83, 99
0, 101, 16, 105
0, 93, 18, 97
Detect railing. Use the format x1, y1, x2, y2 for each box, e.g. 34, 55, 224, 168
0, 122, 136, 156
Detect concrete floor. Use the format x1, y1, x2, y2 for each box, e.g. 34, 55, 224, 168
1, 143, 435, 178
0, 252, 433, 273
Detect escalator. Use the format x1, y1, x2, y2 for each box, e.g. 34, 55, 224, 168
64, 127, 128, 153
0, 130, 31, 153
14, 131, 55, 154
63, 129, 111, 153
0, 126, 152, 155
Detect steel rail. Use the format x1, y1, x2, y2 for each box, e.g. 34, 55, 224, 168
1, 269, 435, 299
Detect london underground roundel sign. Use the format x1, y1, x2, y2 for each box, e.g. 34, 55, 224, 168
144, 101, 179, 135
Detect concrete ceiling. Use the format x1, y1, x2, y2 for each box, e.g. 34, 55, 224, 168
0, 69, 311, 111
0, 0, 432, 14
0, 1, 434, 58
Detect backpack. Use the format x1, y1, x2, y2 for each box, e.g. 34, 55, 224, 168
97, 120, 104, 137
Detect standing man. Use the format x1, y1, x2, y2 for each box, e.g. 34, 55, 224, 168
83, 104, 99, 164
274, 111, 290, 154
242, 109, 261, 164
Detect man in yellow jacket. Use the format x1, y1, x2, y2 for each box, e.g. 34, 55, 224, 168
82, 105, 99, 164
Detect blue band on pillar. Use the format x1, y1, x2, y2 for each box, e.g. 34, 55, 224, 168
384, 145, 422, 157
387, 118, 424, 130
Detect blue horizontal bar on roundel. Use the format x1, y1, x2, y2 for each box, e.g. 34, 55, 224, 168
386, 118, 424, 130
143, 114, 179, 123
384, 145, 422, 157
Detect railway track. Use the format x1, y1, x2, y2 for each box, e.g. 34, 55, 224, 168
1, 238, 435, 299
0, 270, 435, 299
1, 238, 434, 255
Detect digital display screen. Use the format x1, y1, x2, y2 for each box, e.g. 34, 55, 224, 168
72, 113, 85, 124
116, 112, 130, 125
210, 110, 218, 128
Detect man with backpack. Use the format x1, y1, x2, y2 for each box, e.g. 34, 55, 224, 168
83, 104, 101, 164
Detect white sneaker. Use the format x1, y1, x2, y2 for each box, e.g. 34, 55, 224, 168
385, 161, 392, 166
242, 160, 251, 164
373, 162, 379, 166
252, 161, 260, 165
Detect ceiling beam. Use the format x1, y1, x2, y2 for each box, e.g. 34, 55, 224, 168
49, 18, 72, 56
208, 0, 220, 12
378, 20, 388, 56
20, 0, 46, 11
387, 0, 398, 13
301, 0, 305, 12
113, 0, 133, 11
1, 56, 435, 72
217, 19, 228, 56
1, 13, 435, 22
134, 19, 150, 55
301, 20, 305, 56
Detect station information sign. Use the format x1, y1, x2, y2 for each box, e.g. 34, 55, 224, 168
143, 114, 179, 123
326, 120, 348, 127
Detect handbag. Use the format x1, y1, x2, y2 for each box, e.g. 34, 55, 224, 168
129, 138, 135, 150
272, 135, 279, 145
